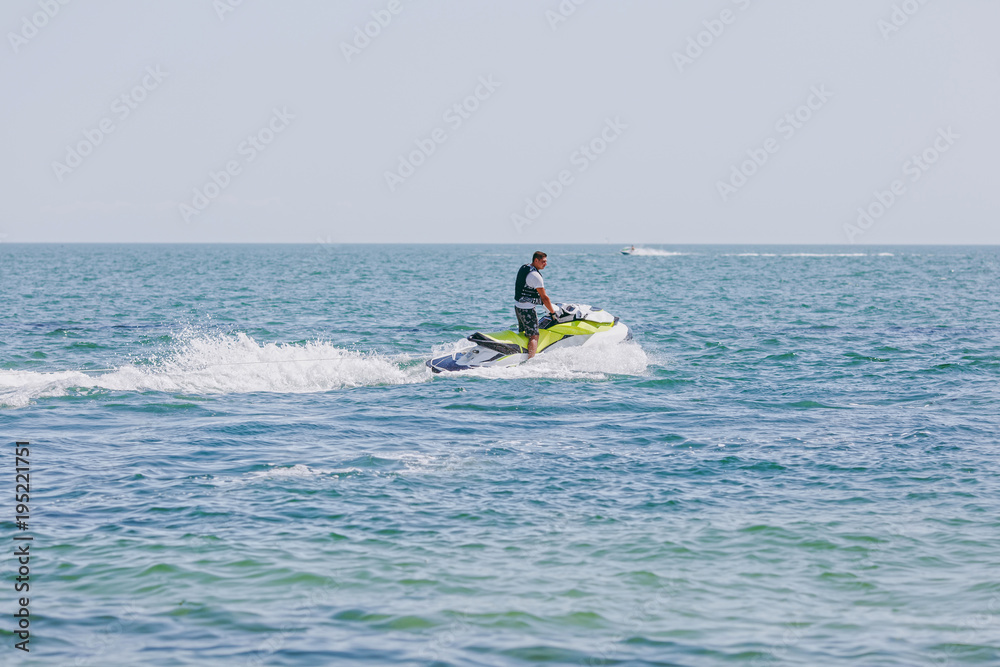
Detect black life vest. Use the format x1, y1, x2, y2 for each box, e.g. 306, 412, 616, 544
514, 264, 542, 305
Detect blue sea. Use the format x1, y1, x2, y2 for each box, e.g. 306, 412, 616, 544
2, 244, 999, 666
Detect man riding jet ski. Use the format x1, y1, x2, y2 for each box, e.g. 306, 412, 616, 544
514, 251, 557, 359
426, 251, 630, 373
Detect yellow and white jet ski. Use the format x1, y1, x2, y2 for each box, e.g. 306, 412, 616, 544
426, 304, 631, 373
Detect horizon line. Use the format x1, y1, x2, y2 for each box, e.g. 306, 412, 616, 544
3, 241, 1000, 247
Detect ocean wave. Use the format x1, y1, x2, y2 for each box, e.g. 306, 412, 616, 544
0, 332, 426, 408
1, 329, 650, 407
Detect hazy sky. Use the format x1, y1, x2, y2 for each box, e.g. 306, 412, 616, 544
2, 0, 998, 244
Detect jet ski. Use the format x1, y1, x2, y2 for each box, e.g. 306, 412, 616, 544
621, 246, 636, 255
426, 303, 631, 373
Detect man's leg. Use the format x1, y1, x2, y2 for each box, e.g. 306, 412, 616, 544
516, 307, 540, 360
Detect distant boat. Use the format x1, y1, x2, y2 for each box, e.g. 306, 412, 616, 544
621, 245, 636, 255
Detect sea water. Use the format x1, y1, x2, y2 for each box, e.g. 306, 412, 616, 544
1, 244, 998, 665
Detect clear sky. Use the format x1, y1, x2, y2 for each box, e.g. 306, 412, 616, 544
2, 0, 997, 244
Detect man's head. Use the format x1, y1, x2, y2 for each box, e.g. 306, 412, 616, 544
531, 251, 547, 270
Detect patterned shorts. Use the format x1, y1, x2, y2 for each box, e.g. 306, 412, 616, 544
515, 307, 539, 337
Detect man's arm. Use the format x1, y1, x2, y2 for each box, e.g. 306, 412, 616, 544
537, 287, 555, 313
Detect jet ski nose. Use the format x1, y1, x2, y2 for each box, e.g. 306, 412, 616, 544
426, 356, 463, 373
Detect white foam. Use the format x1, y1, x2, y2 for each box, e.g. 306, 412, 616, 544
721, 252, 893, 257
624, 247, 689, 256
0, 369, 97, 408
234, 453, 481, 486
430, 337, 477, 357
206, 463, 361, 488
444, 339, 649, 380
781, 252, 868, 257
0, 332, 427, 408
2, 330, 649, 408
244, 464, 356, 480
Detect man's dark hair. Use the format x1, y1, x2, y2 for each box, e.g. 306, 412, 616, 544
532, 251, 547, 261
